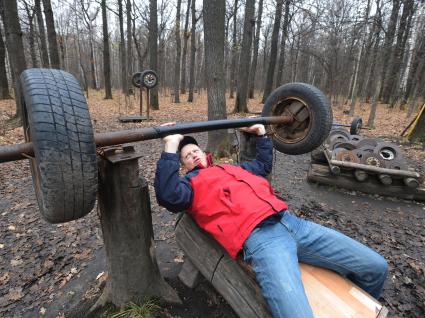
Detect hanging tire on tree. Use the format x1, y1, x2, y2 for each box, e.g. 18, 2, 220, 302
20, 68, 98, 223
261, 82, 333, 155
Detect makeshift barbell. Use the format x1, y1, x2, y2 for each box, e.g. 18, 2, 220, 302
0, 69, 332, 224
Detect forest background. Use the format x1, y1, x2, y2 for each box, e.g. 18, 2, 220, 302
0, 0, 424, 146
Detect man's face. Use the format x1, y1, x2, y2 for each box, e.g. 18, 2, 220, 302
180, 144, 207, 171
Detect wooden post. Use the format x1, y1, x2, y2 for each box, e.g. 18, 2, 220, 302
146, 88, 150, 120
92, 146, 180, 310
139, 85, 144, 116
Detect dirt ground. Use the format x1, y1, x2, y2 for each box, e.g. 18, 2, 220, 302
0, 90, 424, 317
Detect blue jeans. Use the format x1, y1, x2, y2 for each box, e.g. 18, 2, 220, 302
243, 211, 388, 318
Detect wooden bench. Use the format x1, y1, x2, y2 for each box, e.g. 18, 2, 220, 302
175, 213, 388, 318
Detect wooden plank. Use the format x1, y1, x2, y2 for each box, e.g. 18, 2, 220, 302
301, 264, 382, 318
175, 213, 225, 281
307, 163, 425, 201
176, 214, 386, 318
377, 306, 389, 318
213, 257, 272, 317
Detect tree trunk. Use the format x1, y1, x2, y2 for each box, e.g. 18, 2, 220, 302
234, 0, 255, 113
188, 0, 197, 102
118, 0, 127, 95
349, 0, 371, 116
42, 0, 60, 68
382, 0, 415, 104
261, 0, 284, 103
34, 0, 49, 67
275, 0, 291, 86
149, 0, 159, 109
379, 0, 401, 100
23, 1, 38, 68
181, 0, 191, 94
229, 0, 239, 99
0, 25, 11, 99
365, 0, 382, 102
248, 0, 263, 99
89, 31, 97, 89
1, 0, 27, 120
126, 0, 132, 92
94, 153, 181, 309
203, 0, 230, 156
403, 25, 424, 105
101, 0, 112, 99
174, 0, 182, 103
367, 79, 382, 128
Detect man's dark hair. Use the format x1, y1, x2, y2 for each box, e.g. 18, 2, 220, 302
178, 136, 198, 152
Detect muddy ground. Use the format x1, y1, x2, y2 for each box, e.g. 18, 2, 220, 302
1, 91, 424, 317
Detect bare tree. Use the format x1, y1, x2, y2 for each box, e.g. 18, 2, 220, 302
149, 0, 159, 109
174, 0, 182, 103
118, 0, 127, 94
180, 0, 191, 94
275, 0, 291, 86
382, 0, 416, 105
0, 23, 11, 99
203, 0, 230, 156
42, 0, 60, 68
349, 0, 371, 116
80, 1, 100, 89
234, 0, 255, 113
102, 0, 112, 99
126, 0, 133, 90
262, 0, 284, 103
34, 0, 49, 67
248, 0, 263, 99
22, 0, 38, 68
188, 0, 197, 102
228, 0, 239, 99
379, 0, 401, 100
1, 0, 27, 121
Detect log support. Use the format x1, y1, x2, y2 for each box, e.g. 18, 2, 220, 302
91, 145, 180, 311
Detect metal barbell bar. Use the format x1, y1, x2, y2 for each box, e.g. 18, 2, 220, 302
0, 116, 293, 163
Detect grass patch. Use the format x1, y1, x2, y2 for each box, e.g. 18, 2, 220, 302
108, 299, 161, 318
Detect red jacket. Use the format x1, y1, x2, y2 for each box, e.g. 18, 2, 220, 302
154, 137, 288, 259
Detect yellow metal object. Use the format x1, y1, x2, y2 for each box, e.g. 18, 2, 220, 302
406, 102, 425, 138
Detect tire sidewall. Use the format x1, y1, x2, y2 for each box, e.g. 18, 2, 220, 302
261, 83, 332, 155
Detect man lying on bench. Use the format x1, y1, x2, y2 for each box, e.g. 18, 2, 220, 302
154, 124, 388, 318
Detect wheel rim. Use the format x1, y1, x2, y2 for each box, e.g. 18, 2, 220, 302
270, 97, 312, 145
143, 73, 157, 87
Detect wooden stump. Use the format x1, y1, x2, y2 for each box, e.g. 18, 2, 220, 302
94, 147, 180, 309
175, 213, 388, 318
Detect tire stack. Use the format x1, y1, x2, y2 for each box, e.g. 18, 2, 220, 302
312, 126, 417, 187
